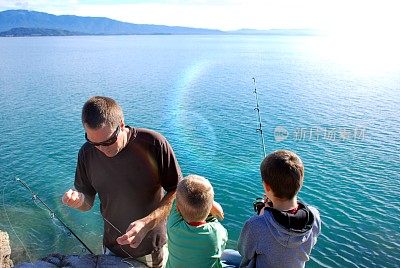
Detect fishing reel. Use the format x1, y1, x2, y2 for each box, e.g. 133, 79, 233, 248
253, 197, 273, 215
253, 197, 266, 215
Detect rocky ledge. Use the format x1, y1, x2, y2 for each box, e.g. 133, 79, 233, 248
1, 230, 13, 268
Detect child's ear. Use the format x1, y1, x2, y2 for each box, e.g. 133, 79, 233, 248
262, 181, 271, 193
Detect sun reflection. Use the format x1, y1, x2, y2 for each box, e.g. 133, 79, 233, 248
306, 0, 400, 75
310, 30, 400, 76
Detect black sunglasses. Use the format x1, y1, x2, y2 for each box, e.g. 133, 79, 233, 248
85, 125, 120, 147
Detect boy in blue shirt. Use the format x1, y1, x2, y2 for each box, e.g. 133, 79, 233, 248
238, 150, 321, 267
166, 174, 228, 268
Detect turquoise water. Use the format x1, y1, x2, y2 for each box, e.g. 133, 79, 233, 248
0, 35, 399, 267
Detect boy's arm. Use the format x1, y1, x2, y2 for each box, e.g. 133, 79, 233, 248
116, 190, 176, 248
238, 220, 257, 266
210, 200, 224, 221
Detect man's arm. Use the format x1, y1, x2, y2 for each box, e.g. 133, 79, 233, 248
62, 189, 95, 211
116, 190, 176, 248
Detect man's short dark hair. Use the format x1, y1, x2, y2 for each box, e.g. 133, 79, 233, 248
260, 150, 304, 200
82, 96, 123, 129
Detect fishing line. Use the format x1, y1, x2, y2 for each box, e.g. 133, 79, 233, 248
79, 194, 137, 262
31, 193, 63, 230
30, 195, 74, 239
252, 77, 267, 157
2, 178, 34, 263
15, 178, 137, 265
101, 215, 135, 260
15, 178, 94, 254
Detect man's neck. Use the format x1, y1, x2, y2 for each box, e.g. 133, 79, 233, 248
123, 127, 131, 146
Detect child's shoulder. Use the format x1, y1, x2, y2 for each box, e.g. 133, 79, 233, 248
304, 204, 321, 222
307, 205, 320, 215
243, 214, 269, 230
306, 205, 322, 231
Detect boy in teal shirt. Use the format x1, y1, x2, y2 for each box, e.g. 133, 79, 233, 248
166, 174, 228, 268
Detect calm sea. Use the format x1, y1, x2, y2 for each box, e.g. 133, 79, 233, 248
0, 35, 399, 267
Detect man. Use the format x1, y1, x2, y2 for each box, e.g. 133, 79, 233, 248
62, 96, 182, 267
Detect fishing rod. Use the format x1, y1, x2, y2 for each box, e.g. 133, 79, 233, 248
252, 78, 270, 214
15, 178, 94, 254
252, 77, 267, 157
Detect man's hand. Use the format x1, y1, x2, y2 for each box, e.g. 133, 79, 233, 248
116, 190, 176, 249
116, 219, 150, 248
62, 189, 85, 209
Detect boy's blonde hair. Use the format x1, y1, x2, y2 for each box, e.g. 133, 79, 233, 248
176, 175, 214, 222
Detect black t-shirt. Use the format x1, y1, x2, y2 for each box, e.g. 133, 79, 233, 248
75, 127, 182, 257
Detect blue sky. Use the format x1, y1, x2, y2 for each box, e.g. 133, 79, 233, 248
0, 0, 399, 32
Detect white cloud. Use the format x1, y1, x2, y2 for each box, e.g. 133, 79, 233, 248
0, 0, 79, 13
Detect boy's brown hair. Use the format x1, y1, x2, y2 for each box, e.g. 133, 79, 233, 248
176, 175, 214, 222
260, 150, 304, 200
82, 96, 124, 129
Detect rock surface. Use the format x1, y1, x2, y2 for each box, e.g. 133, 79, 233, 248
14, 253, 147, 267
0, 230, 14, 268
1, 230, 148, 267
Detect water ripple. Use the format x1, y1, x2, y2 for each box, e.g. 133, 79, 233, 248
0, 35, 399, 267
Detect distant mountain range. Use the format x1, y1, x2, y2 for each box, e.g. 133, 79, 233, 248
0, 27, 86, 36
0, 10, 319, 36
